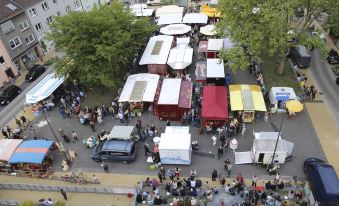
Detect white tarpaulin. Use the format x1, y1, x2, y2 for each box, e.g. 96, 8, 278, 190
158, 14, 183, 25
208, 38, 224, 51
107, 126, 134, 140
139, 35, 174, 65
207, 58, 225, 78
156, 5, 184, 17
235, 152, 253, 164
210, 0, 218, 4
165, 126, 189, 134
254, 131, 282, 140
158, 133, 191, 165
130, 4, 154, 16
118, 73, 160, 102
167, 44, 193, 70
182, 13, 208, 24
200, 24, 216, 36
160, 24, 191, 35
269, 87, 297, 104
177, 37, 190, 45
158, 78, 181, 105
26, 73, 64, 104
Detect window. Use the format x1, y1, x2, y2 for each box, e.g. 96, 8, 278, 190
65, 5, 71, 13
35, 23, 43, 31
74, 0, 80, 8
0, 56, 5, 64
9, 37, 21, 49
18, 20, 29, 31
52, 0, 57, 4
0, 20, 15, 34
29, 8, 37, 17
24, 34, 35, 45
46, 16, 53, 23
41, 2, 49, 10
56, 11, 61, 16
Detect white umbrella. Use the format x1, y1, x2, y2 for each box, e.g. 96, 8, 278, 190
230, 138, 239, 152
200, 24, 217, 36
160, 24, 191, 35
153, 136, 161, 143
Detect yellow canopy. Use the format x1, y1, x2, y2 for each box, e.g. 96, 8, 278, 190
200, 5, 221, 18
286, 100, 303, 113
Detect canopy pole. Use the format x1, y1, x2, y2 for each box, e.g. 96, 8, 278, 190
271, 115, 284, 165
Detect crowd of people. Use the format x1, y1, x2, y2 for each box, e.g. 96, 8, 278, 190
1, 115, 28, 139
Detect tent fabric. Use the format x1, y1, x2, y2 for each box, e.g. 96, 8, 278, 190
182, 13, 208, 24
178, 81, 192, 108
202, 86, 228, 120
9, 140, 54, 164
207, 59, 225, 78
156, 5, 184, 17
119, 73, 160, 102
158, 78, 181, 105
269, 87, 297, 103
131, 4, 154, 16
159, 133, 191, 150
208, 39, 224, 51
167, 44, 193, 70
26, 73, 64, 104
229, 85, 266, 111
0, 139, 23, 162
107, 126, 134, 140
195, 61, 207, 82
198, 41, 208, 52
165, 126, 189, 134
176, 37, 190, 45
160, 24, 191, 35
157, 14, 183, 25
200, 24, 216, 36
200, 5, 220, 17
139, 35, 174, 65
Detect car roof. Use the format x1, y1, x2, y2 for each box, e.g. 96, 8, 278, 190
313, 164, 339, 195
102, 140, 134, 152
296, 45, 311, 57
4, 85, 17, 91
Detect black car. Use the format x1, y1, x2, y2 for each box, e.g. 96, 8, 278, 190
0, 85, 22, 105
25, 64, 46, 82
327, 49, 339, 64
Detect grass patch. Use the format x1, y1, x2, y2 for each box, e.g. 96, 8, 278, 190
261, 55, 302, 94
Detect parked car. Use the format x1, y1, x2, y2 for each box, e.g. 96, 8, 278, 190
0, 85, 22, 105
304, 158, 339, 205
25, 64, 46, 82
289, 45, 311, 68
327, 49, 339, 64
91, 140, 136, 163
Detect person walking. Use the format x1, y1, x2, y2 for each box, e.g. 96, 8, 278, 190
20, 115, 27, 127
252, 175, 258, 187
274, 173, 280, 185
166, 120, 171, 126
2, 129, 8, 139
15, 118, 22, 131
175, 167, 181, 180
72, 131, 78, 143
6, 126, 12, 136
217, 146, 224, 159
90, 121, 96, 132
103, 161, 109, 173
60, 189, 67, 200
158, 170, 163, 183
160, 166, 166, 181
212, 169, 218, 181
224, 140, 229, 153
144, 143, 151, 157
29, 125, 36, 140
224, 159, 232, 177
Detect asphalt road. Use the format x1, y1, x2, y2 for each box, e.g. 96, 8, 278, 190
309, 49, 339, 127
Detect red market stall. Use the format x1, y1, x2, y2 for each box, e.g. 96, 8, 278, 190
156, 78, 192, 121
202, 86, 228, 127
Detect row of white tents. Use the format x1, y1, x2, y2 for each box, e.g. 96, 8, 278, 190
157, 13, 209, 25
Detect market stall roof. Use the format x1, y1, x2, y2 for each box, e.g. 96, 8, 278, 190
26, 73, 64, 104
159, 133, 191, 150
158, 78, 181, 105
167, 44, 193, 70
208, 39, 224, 51
178, 81, 192, 109
177, 37, 190, 45
253, 139, 287, 153
156, 5, 184, 17
139, 35, 174, 65
160, 24, 191, 35
269, 87, 297, 102
107, 126, 134, 140
200, 24, 216, 36
200, 5, 221, 17
165, 126, 189, 134
207, 58, 225, 78
157, 14, 183, 25
198, 41, 208, 52
0, 139, 23, 162
182, 13, 208, 24
202, 86, 228, 120
9, 140, 54, 164
119, 73, 160, 102
229, 85, 266, 111
195, 61, 207, 82
131, 4, 154, 16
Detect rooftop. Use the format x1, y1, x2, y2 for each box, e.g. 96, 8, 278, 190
0, 0, 24, 23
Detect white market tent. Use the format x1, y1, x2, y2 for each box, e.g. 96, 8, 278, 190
167, 43, 193, 70
176, 37, 190, 45
156, 5, 184, 17
210, 0, 218, 4
118, 73, 160, 102
107, 126, 134, 140
158, 126, 191, 165
158, 78, 181, 105
269, 87, 297, 105
200, 24, 216, 36
130, 4, 154, 17
207, 38, 224, 51
182, 13, 208, 24
158, 14, 183, 25
160, 24, 191, 35
207, 58, 225, 78
139, 35, 174, 65
26, 73, 64, 104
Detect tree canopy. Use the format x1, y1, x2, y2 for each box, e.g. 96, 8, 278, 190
47, 2, 156, 89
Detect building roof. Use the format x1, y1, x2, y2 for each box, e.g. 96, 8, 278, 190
0, 0, 24, 23
12, 0, 43, 9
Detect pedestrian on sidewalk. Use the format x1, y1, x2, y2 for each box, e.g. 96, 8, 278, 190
29, 125, 36, 139
224, 140, 229, 153
6, 126, 12, 136
274, 173, 281, 185
15, 117, 22, 131
103, 161, 109, 173
252, 175, 258, 187
72, 131, 78, 143
20, 115, 27, 127
212, 169, 218, 181
158, 170, 164, 183
160, 166, 166, 180
90, 121, 96, 132
2, 129, 8, 139
60, 189, 67, 200
217, 146, 224, 159
175, 167, 181, 180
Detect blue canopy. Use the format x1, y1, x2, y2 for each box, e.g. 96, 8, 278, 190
9, 140, 54, 164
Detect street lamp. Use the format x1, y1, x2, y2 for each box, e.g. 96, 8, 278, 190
270, 115, 284, 165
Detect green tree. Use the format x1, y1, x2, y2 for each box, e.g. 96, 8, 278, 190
47, 2, 156, 89
20, 201, 37, 206
160, 0, 175, 5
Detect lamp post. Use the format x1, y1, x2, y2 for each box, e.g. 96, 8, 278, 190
270, 115, 284, 165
